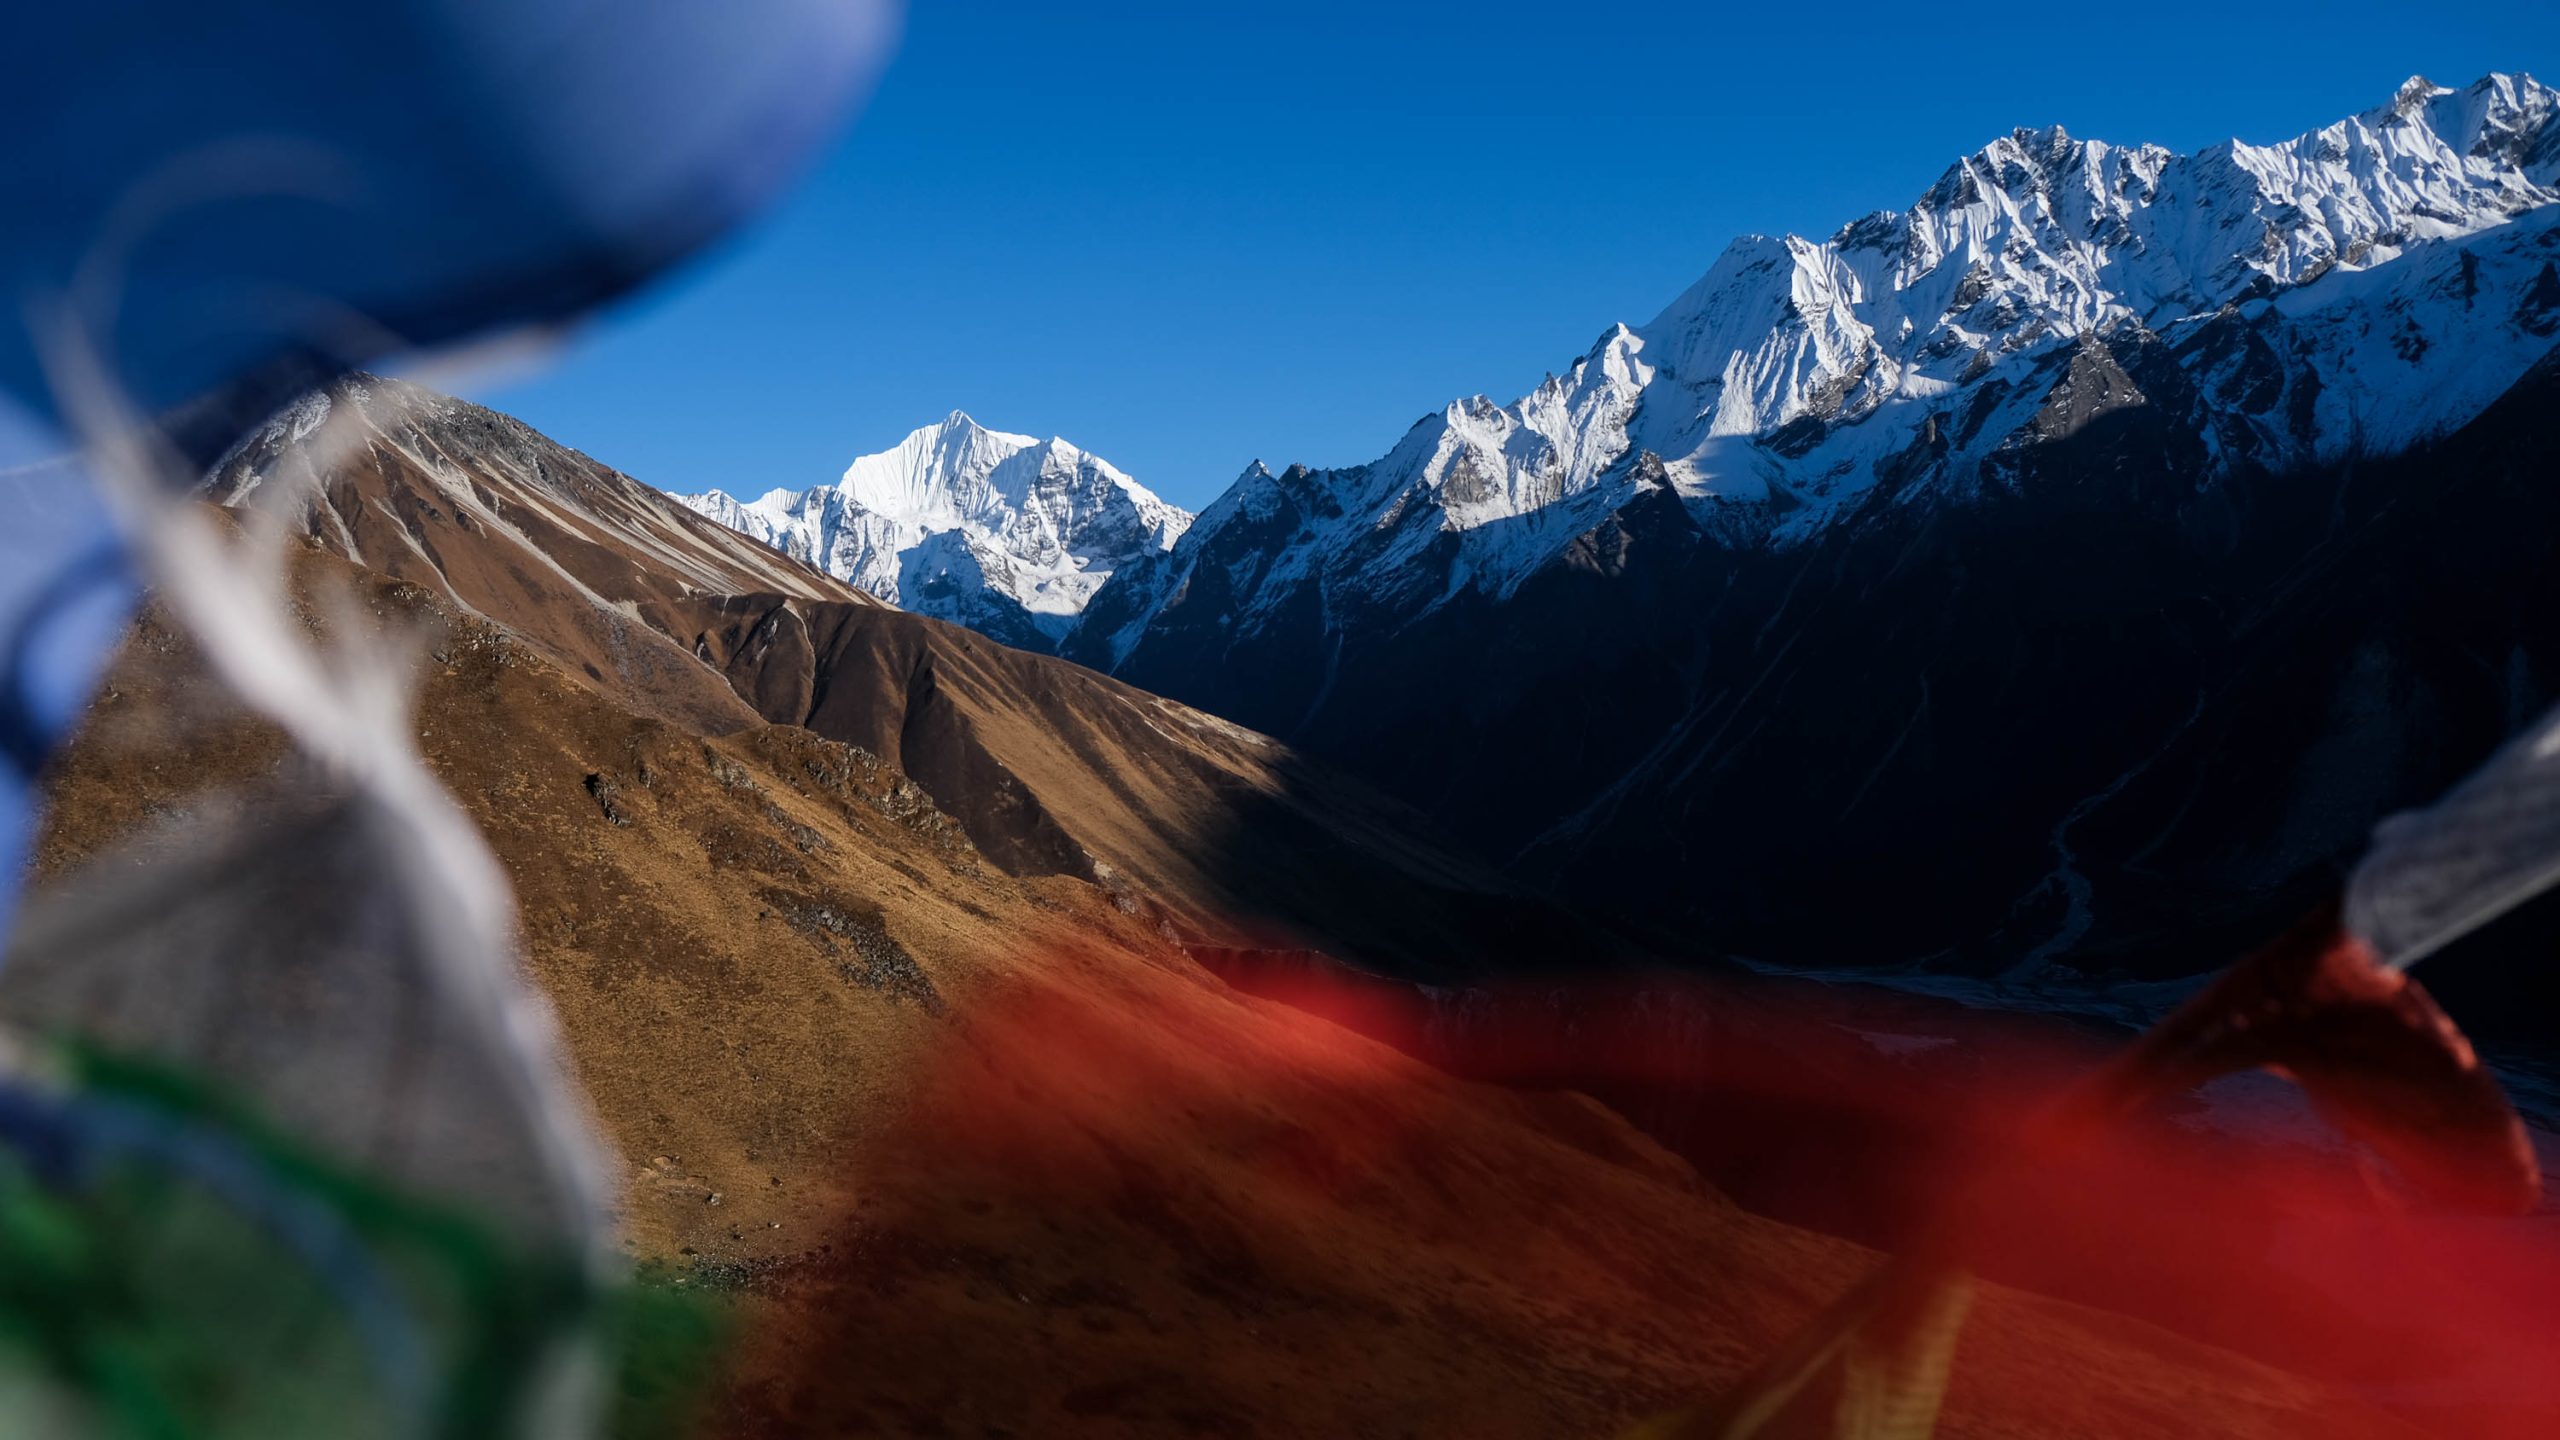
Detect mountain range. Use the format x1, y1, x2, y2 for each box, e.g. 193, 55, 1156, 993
678, 71, 2560, 991
1070, 72, 2560, 666
204, 376, 1623, 979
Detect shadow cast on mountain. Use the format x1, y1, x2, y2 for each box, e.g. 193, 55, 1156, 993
1103, 349, 2560, 991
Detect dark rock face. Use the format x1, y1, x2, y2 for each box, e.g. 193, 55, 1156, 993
1086, 347, 2560, 983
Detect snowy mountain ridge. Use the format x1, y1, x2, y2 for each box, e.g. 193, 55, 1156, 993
678, 412, 1189, 651
1066, 71, 2560, 667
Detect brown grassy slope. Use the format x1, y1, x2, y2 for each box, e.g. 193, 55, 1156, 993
33, 575, 979, 1260
23, 556, 2419, 1438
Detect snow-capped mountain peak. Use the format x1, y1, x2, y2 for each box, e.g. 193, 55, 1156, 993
678, 414, 1190, 652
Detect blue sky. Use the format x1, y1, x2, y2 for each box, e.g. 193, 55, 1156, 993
474, 1, 2560, 510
